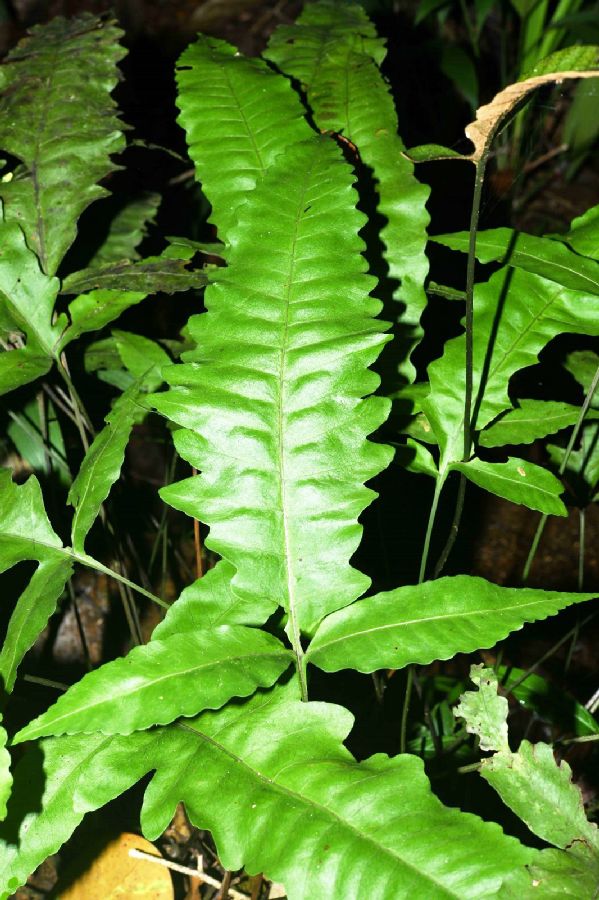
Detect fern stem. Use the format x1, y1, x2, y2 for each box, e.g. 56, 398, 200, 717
523, 360, 599, 582
463, 155, 488, 461
72, 550, 169, 609
399, 665, 414, 755
56, 355, 94, 451
418, 474, 445, 583
433, 473, 466, 579
431, 153, 488, 580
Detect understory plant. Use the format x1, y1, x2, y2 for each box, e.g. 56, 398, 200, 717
0, 2, 598, 897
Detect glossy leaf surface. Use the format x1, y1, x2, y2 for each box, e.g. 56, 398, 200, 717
0, 15, 126, 274
153, 561, 270, 636
451, 457, 567, 515
15, 627, 291, 741
434, 228, 599, 294
422, 267, 599, 469
176, 36, 311, 243
479, 400, 594, 447
137, 692, 533, 899
562, 203, 599, 259
0, 471, 72, 691
0, 731, 153, 899
267, 0, 430, 379
307, 577, 596, 673
0, 724, 10, 822
154, 137, 392, 635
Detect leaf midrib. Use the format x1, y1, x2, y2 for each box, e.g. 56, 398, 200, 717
309, 595, 593, 654
19, 646, 293, 738
178, 721, 462, 897
477, 236, 599, 294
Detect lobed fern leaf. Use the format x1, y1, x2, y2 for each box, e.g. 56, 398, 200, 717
175, 36, 311, 244
266, 0, 430, 380
0, 471, 72, 692
154, 135, 393, 641
0, 731, 155, 899
0, 15, 127, 275
133, 690, 533, 899
422, 267, 599, 469
0, 220, 62, 395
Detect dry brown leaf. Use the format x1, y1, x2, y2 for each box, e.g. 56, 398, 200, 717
57, 832, 174, 899
465, 47, 599, 162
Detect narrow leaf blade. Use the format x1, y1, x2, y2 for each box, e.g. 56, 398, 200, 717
479, 400, 593, 447
68, 383, 145, 553
267, 0, 430, 379
14, 627, 292, 740
307, 576, 597, 673
451, 457, 567, 515
434, 227, 599, 294
176, 35, 311, 243
61, 256, 208, 296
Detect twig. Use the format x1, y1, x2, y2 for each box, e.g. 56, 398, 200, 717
22, 674, 68, 691
585, 685, 599, 714
127, 850, 248, 899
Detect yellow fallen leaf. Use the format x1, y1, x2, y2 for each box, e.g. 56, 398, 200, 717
57, 832, 174, 899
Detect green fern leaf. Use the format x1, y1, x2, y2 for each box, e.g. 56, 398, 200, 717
0, 471, 72, 692
67, 382, 147, 553
306, 576, 596, 673
0, 723, 10, 822
479, 400, 596, 448
502, 844, 599, 897
154, 136, 392, 636
422, 267, 599, 469
451, 457, 567, 515
0, 15, 127, 275
176, 36, 311, 243
266, 0, 430, 380
14, 627, 292, 741
135, 690, 533, 899
153, 561, 269, 636
433, 227, 599, 294
89, 193, 161, 266
458, 667, 599, 852
0, 731, 155, 899
0, 220, 62, 395
562, 203, 599, 260
59, 244, 198, 349
61, 256, 207, 296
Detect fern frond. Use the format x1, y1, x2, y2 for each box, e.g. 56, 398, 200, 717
155, 136, 392, 638
137, 690, 533, 899
266, 0, 430, 380
176, 36, 311, 243
0, 15, 126, 274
